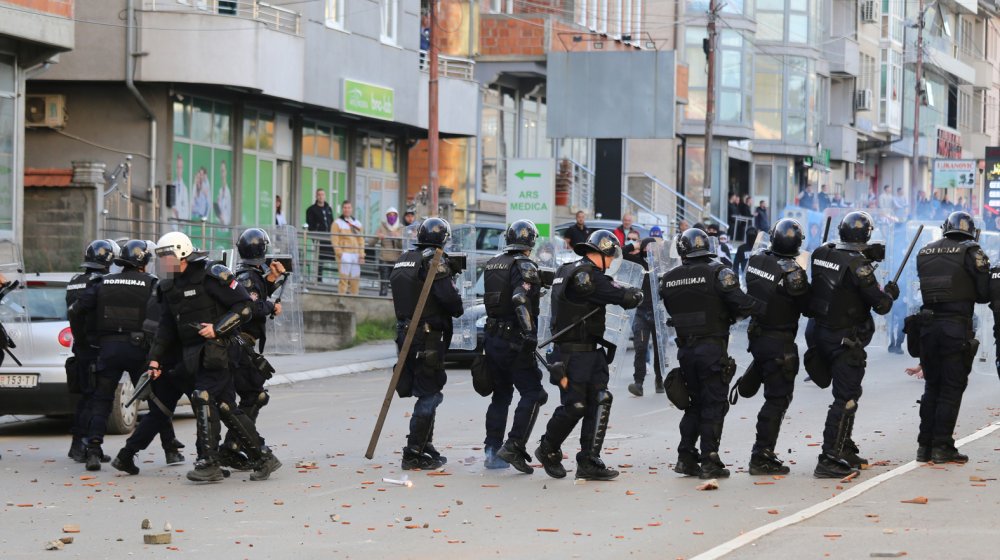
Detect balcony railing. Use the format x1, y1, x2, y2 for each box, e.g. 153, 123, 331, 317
419, 51, 476, 81
147, 0, 302, 36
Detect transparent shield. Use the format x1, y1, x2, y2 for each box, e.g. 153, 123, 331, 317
447, 224, 478, 350
605, 258, 644, 381
0, 240, 31, 358
262, 225, 305, 356
647, 239, 679, 373
751, 231, 771, 255
403, 223, 422, 250
974, 230, 1000, 367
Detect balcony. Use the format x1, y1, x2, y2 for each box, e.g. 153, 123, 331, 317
974, 60, 995, 90
144, 0, 302, 35
825, 37, 860, 77
909, 36, 975, 85
419, 51, 476, 81
824, 124, 858, 162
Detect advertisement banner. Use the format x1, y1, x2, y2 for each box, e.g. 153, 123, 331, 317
505, 158, 555, 238
343, 79, 395, 121
986, 147, 1000, 209
932, 159, 977, 189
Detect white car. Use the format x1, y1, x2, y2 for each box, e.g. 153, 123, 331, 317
0, 273, 138, 434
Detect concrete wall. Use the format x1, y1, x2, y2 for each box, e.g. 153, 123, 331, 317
300, 292, 395, 351
302, 292, 395, 323
23, 185, 98, 272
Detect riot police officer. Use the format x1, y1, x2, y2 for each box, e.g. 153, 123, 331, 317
744, 219, 810, 475
626, 236, 663, 396
66, 239, 118, 464
661, 228, 761, 479
914, 211, 989, 463
70, 240, 180, 470
534, 230, 643, 481
219, 228, 286, 470
481, 220, 548, 473
148, 231, 281, 483
389, 217, 464, 470
808, 211, 898, 478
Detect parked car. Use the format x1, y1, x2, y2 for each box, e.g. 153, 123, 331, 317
0, 273, 138, 434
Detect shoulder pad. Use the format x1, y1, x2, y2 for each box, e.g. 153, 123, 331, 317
777, 258, 801, 274
716, 267, 739, 291
207, 263, 235, 283
421, 248, 437, 262
971, 246, 990, 273
88, 272, 103, 282
516, 258, 541, 284
434, 258, 451, 280
571, 269, 595, 295
853, 261, 877, 287
784, 266, 809, 295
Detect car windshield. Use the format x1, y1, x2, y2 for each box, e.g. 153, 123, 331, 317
25, 284, 68, 322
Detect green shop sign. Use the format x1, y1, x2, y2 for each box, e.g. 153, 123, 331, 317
343, 79, 395, 121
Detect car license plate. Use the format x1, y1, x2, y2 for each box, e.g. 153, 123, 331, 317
0, 374, 39, 388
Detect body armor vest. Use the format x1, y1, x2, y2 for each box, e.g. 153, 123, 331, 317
661, 259, 730, 337
551, 260, 605, 344
390, 250, 444, 322
160, 261, 224, 347
917, 237, 976, 308
746, 252, 801, 329
67, 271, 101, 341
236, 265, 269, 340
484, 252, 518, 319
96, 269, 156, 336
810, 244, 867, 329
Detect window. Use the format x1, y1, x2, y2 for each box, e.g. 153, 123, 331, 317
597, 0, 608, 35
380, 0, 399, 44
481, 86, 519, 197
0, 55, 14, 235
756, 0, 809, 43
171, 96, 234, 231
754, 57, 784, 140
958, 89, 973, 131
878, 48, 902, 130
577, 0, 588, 27
325, 0, 344, 29
881, 0, 904, 44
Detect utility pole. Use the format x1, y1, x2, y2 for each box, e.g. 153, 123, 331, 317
910, 0, 927, 208
428, 0, 440, 216
703, 0, 718, 219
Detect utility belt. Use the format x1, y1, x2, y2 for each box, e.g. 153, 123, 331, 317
98, 331, 149, 348
556, 337, 618, 363
674, 334, 728, 348
484, 317, 518, 340
905, 308, 976, 361
747, 322, 797, 342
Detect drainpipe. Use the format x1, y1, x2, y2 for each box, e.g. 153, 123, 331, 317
126, 0, 157, 224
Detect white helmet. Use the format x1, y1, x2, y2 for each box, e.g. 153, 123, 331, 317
155, 231, 195, 260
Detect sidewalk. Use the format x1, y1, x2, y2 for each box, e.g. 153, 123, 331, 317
265, 341, 397, 386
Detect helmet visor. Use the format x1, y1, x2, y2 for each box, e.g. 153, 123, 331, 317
155, 252, 181, 281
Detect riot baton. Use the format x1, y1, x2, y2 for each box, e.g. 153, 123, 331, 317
366, 248, 445, 460
124, 371, 153, 409
268, 272, 291, 319
891, 224, 924, 285
536, 307, 601, 349
821, 215, 832, 244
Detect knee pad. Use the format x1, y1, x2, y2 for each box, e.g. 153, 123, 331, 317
596, 390, 613, 406
567, 400, 587, 420
191, 390, 211, 407
256, 392, 270, 407
534, 390, 549, 406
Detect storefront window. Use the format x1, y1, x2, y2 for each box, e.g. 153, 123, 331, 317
481, 86, 518, 197
0, 55, 14, 235
172, 96, 234, 243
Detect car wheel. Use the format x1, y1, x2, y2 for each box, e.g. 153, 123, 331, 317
106, 377, 138, 435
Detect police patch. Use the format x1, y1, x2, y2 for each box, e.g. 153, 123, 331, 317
598, 238, 614, 251
974, 248, 990, 272
718, 267, 738, 290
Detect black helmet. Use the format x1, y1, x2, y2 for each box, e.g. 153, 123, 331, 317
504, 219, 539, 252
116, 239, 153, 269
838, 211, 874, 244
677, 228, 713, 259
416, 217, 452, 248
574, 229, 622, 258
942, 211, 976, 239
769, 218, 804, 257
82, 239, 118, 270
237, 228, 271, 264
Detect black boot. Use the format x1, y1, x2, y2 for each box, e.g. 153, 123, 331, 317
916, 445, 931, 463
401, 447, 446, 470
218, 445, 252, 471
841, 438, 867, 469
111, 448, 140, 475
163, 438, 186, 465
68, 436, 86, 463
403, 414, 445, 470
673, 451, 701, 476
497, 440, 533, 474
187, 391, 224, 483
250, 447, 283, 481
749, 448, 790, 476
654, 376, 664, 394
85, 444, 104, 472
699, 452, 730, 479
930, 446, 969, 464
187, 458, 225, 482
534, 437, 566, 479
483, 445, 510, 469
575, 453, 619, 481
814, 453, 858, 478
628, 382, 644, 397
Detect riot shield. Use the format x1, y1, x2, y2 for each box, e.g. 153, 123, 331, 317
605, 259, 644, 381
446, 224, 478, 350
646, 239, 679, 374
974, 229, 999, 369
262, 225, 305, 355
403, 223, 421, 250
0, 240, 31, 361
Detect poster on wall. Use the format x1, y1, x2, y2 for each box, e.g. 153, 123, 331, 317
932, 159, 977, 189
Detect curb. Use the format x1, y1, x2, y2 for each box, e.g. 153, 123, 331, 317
265, 357, 396, 387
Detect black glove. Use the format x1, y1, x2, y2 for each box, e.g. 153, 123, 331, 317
622, 287, 644, 309
520, 333, 538, 352
883, 281, 900, 301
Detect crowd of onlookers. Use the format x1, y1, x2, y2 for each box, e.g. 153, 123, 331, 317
794, 183, 974, 223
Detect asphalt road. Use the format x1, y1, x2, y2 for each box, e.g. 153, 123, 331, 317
1, 335, 998, 559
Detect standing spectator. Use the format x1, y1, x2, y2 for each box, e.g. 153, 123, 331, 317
806, 222, 822, 252
916, 191, 932, 219
333, 200, 364, 295
275, 195, 287, 226
733, 227, 756, 278
678, 219, 690, 235
892, 187, 909, 218
563, 210, 590, 249
717, 233, 734, 264
403, 210, 417, 227
306, 189, 335, 283
878, 185, 894, 211
375, 207, 403, 296
754, 200, 770, 232
798, 185, 816, 210
930, 191, 942, 218
649, 225, 664, 239
727, 194, 740, 235
939, 193, 954, 219
957, 196, 970, 212
613, 213, 639, 245
740, 195, 753, 218
818, 184, 831, 211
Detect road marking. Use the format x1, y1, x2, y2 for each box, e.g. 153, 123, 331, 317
690, 420, 1000, 560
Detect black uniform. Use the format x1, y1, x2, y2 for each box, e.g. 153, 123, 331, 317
661, 256, 760, 472
745, 251, 810, 457
915, 237, 989, 455
536, 258, 637, 477
150, 259, 278, 480
389, 248, 464, 465
71, 268, 158, 450
65, 270, 104, 454
808, 243, 894, 462
627, 238, 662, 391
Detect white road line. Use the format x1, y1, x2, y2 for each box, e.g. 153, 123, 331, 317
690, 420, 1000, 560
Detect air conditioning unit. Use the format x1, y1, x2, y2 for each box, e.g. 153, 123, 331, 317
860, 0, 878, 23
855, 89, 873, 111
25, 94, 67, 128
